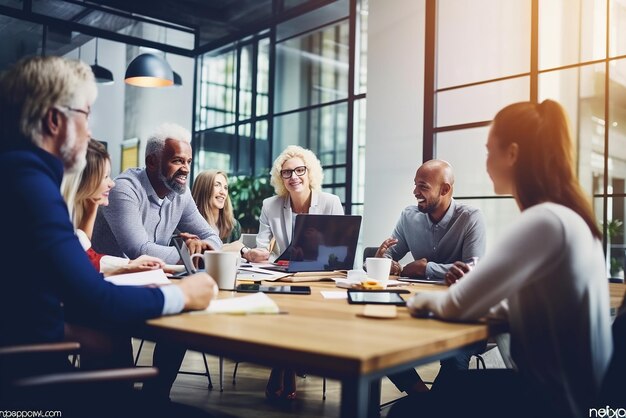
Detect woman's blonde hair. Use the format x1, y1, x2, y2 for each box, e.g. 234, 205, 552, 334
62, 139, 109, 229
492, 99, 601, 239
192, 170, 236, 241
270, 145, 324, 197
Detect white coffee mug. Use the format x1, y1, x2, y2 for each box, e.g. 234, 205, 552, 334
191, 251, 241, 290
364, 257, 392, 283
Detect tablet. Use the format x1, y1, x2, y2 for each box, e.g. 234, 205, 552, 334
235, 284, 311, 295
347, 290, 406, 305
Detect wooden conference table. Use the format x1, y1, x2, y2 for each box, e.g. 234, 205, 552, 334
139, 281, 490, 418
139, 281, 626, 418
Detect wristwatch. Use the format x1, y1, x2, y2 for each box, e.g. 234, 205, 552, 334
240, 246, 250, 257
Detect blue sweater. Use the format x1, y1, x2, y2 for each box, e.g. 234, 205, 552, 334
0, 143, 165, 348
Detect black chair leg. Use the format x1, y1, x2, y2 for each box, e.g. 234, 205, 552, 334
133, 339, 145, 366
475, 354, 486, 369
202, 353, 213, 390
232, 362, 239, 385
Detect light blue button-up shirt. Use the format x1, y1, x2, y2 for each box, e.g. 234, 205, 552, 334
385, 199, 486, 280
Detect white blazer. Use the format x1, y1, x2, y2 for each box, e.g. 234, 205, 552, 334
256, 191, 344, 256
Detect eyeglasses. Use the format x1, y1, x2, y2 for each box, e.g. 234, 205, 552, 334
280, 166, 307, 179
64, 107, 91, 120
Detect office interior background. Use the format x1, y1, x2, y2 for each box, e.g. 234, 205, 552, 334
1, 0, 626, 276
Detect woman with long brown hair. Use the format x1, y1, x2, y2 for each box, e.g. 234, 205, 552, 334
391, 100, 613, 418
191, 170, 241, 245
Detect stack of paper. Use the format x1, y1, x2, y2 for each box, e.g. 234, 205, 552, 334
204, 292, 280, 314
104, 269, 171, 286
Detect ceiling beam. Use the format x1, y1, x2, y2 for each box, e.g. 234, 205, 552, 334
0, 5, 196, 57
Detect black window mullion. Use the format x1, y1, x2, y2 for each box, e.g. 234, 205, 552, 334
234, 44, 242, 174
423, 0, 437, 161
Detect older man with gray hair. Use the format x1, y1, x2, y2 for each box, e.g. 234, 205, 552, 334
92, 122, 222, 400
92, 122, 222, 263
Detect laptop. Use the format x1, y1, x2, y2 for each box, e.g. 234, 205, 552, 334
264, 214, 362, 273
170, 236, 205, 277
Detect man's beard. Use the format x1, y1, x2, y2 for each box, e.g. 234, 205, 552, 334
417, 197, 439, 214
61, 120, 86, 174
159, 170, 186, 195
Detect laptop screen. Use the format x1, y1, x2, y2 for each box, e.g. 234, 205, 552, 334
279, 214, 362, 272
172, 236, 196, 275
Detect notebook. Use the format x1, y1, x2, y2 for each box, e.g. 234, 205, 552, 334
264, 214, 362, 274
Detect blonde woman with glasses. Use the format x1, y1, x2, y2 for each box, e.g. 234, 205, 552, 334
241, 145, 343, 264
241, 145, 343, 402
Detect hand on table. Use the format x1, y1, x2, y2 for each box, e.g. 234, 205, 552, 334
401, 258, 428, 278
444, 261, 471, 287
244, 248, 270, 263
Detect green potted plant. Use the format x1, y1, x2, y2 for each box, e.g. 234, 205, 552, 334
229, 172, 275, 233
605, 218, 624, 279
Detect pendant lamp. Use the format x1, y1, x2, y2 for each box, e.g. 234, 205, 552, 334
124, 53, 174, 87
90, 38, 114, 85
172, 70, 183, 86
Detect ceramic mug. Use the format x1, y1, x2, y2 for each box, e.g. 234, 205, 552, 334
191, 250, 241, 290
364, 257, 392, 285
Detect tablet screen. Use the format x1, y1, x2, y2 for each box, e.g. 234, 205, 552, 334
347, 291, 406, 305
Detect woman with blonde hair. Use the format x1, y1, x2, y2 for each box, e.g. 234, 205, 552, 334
240, 145, 343, 402
62, 139, 164, 275
241, 145, 343, 263
389, 100, 613, 418
191, 170, 241, 245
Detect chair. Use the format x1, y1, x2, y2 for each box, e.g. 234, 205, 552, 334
133, 339, 216, 390
363, 246, 379, 261
240, 233, 258, 249
599, 289, 626, 406
472, 340, 498, 369
0, 341, 158, 414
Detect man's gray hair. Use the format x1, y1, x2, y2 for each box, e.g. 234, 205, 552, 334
0, 56, 97, 147
145, 123, 191, 158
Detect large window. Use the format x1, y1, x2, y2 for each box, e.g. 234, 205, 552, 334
426, 0, 626, 277
194, 0, 368, 214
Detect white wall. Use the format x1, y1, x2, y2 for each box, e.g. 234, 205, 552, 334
362, 0, 426, 252
87, 39, 127, 175
64, 38, 126, 174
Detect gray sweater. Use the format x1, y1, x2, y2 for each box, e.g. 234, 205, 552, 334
92, 168, 222, 264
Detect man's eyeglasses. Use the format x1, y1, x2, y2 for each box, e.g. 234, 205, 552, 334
280, 166, 307, 179
64, 107, 90, 120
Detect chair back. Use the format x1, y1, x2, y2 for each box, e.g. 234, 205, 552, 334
240, 233, 257, 249
598, 290, 626, 407
362, 246, 378, 262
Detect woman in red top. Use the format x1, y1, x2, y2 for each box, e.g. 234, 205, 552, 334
62, 139, 165, 275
